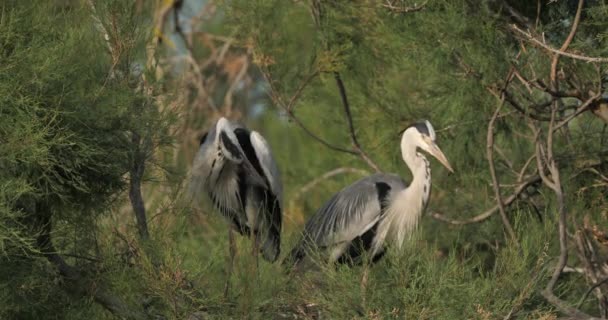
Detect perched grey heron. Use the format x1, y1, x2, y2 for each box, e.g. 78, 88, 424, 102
286, 120, 453, 269
189, 117, 282, 294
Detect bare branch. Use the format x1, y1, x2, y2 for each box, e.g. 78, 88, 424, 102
430, 175, 540, 225
36, 216, 147, 320
578, 277, 608, 310
290, 167, 369, 203
173, 6, 219, 112
287, 71, 319, 112
223, 55, 249, 116
487, 96, 519, 246
382, 0, 427, 13
541, 290, 601, 320
510, 25, 608, 63
260, 70, 357, 155
129, 132, 150, 241
541, 4, 586, 317
334, 72, 382, 172
552, 94, 603, 132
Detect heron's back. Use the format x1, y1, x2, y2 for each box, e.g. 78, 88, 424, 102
287, 173, 408, 267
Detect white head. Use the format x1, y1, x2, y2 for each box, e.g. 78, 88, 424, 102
400, 120, 453, 173
198, 117, 243, 164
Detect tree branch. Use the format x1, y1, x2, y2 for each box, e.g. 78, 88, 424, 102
290, 167, 369, 203
487, 95, 519, 246
260, 69, 357, 155
129, 132, 149, 241
334, 72, 382, 172
541, 4, 586, 316
510, 25, 608, 63
382, 0, 427, 13
36, 215, 147, 320
430, 175, 540, 225
552, 93, 603, 132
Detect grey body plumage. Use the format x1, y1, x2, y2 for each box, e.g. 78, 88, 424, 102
189, 117, 282, 262
287, 120, 453, 268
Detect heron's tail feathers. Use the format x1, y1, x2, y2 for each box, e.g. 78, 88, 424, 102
261, 230, 280, 262
257, 190, 282, 263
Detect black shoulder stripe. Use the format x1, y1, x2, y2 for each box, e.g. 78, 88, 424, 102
220, 131, 242, 160
237, 166, 248, 212
375, 182, 391, 213
337, 221, 380, 265
233, 128, 267, 182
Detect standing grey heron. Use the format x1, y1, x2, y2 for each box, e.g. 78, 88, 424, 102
189, 117, 282, 294
286, 120, 453, 269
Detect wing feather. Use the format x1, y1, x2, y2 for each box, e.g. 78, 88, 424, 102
304, 176, 383, 247
249, 131, 283, 205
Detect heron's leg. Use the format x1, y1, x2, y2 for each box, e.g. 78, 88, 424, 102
360, 264, 370, 308
250, 229, 260, 274
223, 228, 236, 299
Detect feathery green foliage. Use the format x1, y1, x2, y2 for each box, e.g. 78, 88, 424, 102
1, 0, 607, 319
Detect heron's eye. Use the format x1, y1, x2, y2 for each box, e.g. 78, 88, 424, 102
199, 131, 209, 145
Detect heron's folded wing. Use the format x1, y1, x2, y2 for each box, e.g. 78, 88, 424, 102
304, 177, 382, 248
250, 131, 283, 205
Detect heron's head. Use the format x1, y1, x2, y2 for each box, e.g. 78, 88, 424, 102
198, 117, 243, 163
400, 120, 453, 173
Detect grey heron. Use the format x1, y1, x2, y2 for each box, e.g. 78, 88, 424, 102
286, 120, 453, 269
189, 117, 282, 294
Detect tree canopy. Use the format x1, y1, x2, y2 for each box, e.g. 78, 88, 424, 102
1, 0, 607, 319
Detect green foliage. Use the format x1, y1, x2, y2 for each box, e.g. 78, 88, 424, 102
0, 1, 165, 318
1, 0, 607, 319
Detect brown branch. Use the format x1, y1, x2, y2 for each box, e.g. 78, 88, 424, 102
541, 290, 601, 320
552, 94, 603, 132
287, 71, 319, 112
487, 96, 519, 246
518, 154, 537, 183
540, 4, 588, 316
36, 216, 147, 320
578, 277, 608, 310
503, 90, 554, 121
260, 69, 356, 155
334, 72, 382, 172
290, 167, 369, 203
129, 132, 150, 241
430, 175, 540, 225
223, 55, 249, 116
382, 0, 427, 13
173, 7, 218, 112
510, 25, 608, 63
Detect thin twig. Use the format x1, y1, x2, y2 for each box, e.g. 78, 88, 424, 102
382, 0, 427, 13
518, 154, 537, 183
129, 132, 150, 241
541, 3, 591, 318
552, 94, 603, 132
291, 167, 369, 203
487, 91, 519, 246
334, 72, 382, 172
510, 25, 608, 63
430, 175, 540, 225
260, 69, 356, 154
541, 290, 600, 320
287, 71, 319, 112
36, 216, 146, 320
578, 278, 608, 309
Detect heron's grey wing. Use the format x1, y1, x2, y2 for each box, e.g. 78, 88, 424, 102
187, 124, 219, 198
250, 131, 283, 204
304, 176, 384, 248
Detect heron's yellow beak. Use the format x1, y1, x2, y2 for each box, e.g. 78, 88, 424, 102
427, 141, 454, 173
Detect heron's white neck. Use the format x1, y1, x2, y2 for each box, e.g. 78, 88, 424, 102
372, 136, 431, 253
401, 146, 432, 209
